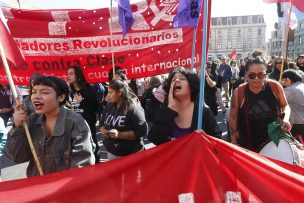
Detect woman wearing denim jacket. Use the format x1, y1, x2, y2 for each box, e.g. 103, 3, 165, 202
4, 76, 95, 177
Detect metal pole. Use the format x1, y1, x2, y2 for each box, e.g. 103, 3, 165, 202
191, 27, 197, 70
197, 0, 209, 130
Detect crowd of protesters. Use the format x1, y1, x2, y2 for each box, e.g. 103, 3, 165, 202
0, 52, 304, 178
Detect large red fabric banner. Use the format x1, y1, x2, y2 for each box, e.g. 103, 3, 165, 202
0, 0, 211, 85
0, 132, 303, 202
0, 18, 27, 71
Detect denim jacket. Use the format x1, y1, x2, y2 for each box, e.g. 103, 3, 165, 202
4, 107, 95, 177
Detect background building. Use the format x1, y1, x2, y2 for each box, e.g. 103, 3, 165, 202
287, 19, 304, 58
267, 9, 304, 59
208, 15, 266, 60
267, 20, 304, 59
267, 21, 284, 57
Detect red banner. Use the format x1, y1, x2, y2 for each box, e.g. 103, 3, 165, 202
0, 132, 303, 202
0, 0, 211, 85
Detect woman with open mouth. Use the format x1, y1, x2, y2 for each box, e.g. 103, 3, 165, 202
148, 67, 222, 145
4, 76, 95, 177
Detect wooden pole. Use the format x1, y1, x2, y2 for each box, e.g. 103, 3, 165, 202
109, 0, 116, 79
0, 40, 44, 176
279, 4, 293, 82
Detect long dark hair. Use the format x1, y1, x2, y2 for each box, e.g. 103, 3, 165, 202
68, 66, 88, 92
163, 67, 200, 102
274, 57, 288, 71
108, 66, 127, 82
109, 79, 137, 114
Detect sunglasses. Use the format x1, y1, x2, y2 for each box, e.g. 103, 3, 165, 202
248, 72, 266, 79
275, 61, 282, 65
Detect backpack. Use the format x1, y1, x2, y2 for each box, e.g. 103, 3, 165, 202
237, 80, 281, 108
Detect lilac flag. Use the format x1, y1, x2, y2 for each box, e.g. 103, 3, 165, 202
118, 0, 134, 37
173, 0, 203, 28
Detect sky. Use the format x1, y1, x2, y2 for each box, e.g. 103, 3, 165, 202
0, 0, 289, 40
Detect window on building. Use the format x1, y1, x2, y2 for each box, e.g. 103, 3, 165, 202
300, 36, 302, 44
217, 18, 222, 26
247, 28, 252, 37
258, 28, 261, 35
248, 42, 252, 48
218, 31, 221, 37
258, 16, 263, 23
238, 30, 241, 37
237, 17, 242, 25
247, 16, 252, 24
217, 45, 221, 50
222, 30, 226, 37
238, 43, 242, 48
228, 42, 231, 48
227, 18, 232, 25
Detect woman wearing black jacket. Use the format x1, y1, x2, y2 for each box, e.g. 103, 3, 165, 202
99, 79, 148, 160
148, 67, 221, 145
68, 66, 100, 163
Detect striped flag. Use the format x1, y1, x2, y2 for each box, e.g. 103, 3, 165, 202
283, 2, 298, 30
263, 0, 304, 13
277, 2, 298, 30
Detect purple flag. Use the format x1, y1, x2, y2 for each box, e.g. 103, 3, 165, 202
118, 0, 134, 37
173, 0, 203, 28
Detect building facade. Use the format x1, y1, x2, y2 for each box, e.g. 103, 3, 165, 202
287, 19, 304, 58
267, 21, 284, 57
209, 15, 266, 60
267, 16, 304, 59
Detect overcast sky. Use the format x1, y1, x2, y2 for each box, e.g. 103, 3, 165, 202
17, 0, 278, 39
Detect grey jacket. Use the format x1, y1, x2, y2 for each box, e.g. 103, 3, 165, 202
4, 107, 95, 177
284, 81, 304, 124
